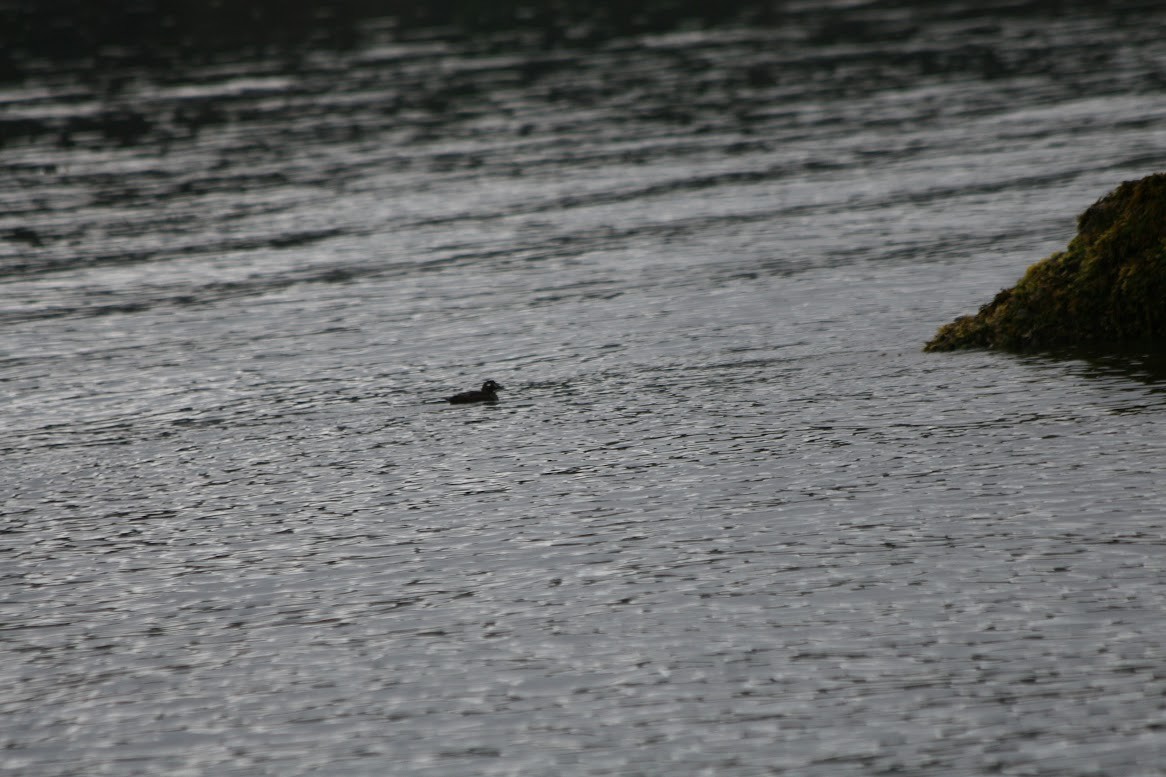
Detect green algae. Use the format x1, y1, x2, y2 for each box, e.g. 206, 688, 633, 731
925, 173, 1166, 353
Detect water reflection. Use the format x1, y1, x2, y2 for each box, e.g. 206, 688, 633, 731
1024, 348, 1166, 387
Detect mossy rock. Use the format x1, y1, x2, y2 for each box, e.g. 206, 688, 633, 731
925, 173, 1166, 352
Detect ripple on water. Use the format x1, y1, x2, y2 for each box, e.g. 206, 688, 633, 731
5, 2, 1166, 776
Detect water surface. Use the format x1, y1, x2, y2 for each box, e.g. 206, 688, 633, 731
4, 2, 1166, 775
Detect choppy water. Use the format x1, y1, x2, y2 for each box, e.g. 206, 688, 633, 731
4, 2, 1166, 775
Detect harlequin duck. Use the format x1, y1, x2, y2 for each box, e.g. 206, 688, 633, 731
446, 380, 504, 404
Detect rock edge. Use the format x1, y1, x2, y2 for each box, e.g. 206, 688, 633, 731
925, 173, 1166, 353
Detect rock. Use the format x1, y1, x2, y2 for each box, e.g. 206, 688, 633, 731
925, 173, 1166, 352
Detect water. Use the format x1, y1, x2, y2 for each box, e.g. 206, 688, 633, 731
4, 2, 1166, 775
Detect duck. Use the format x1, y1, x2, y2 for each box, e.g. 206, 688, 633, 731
446, 379, 504, 404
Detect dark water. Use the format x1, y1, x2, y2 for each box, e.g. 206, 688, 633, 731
4, 2, 1166, 775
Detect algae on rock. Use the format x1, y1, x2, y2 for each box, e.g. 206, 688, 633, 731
925, 173, 1166, 352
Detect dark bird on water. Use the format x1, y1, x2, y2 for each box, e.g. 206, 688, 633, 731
446, 380, 504, 404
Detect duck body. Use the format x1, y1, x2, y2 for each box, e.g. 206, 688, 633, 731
446, 380, 504, 404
